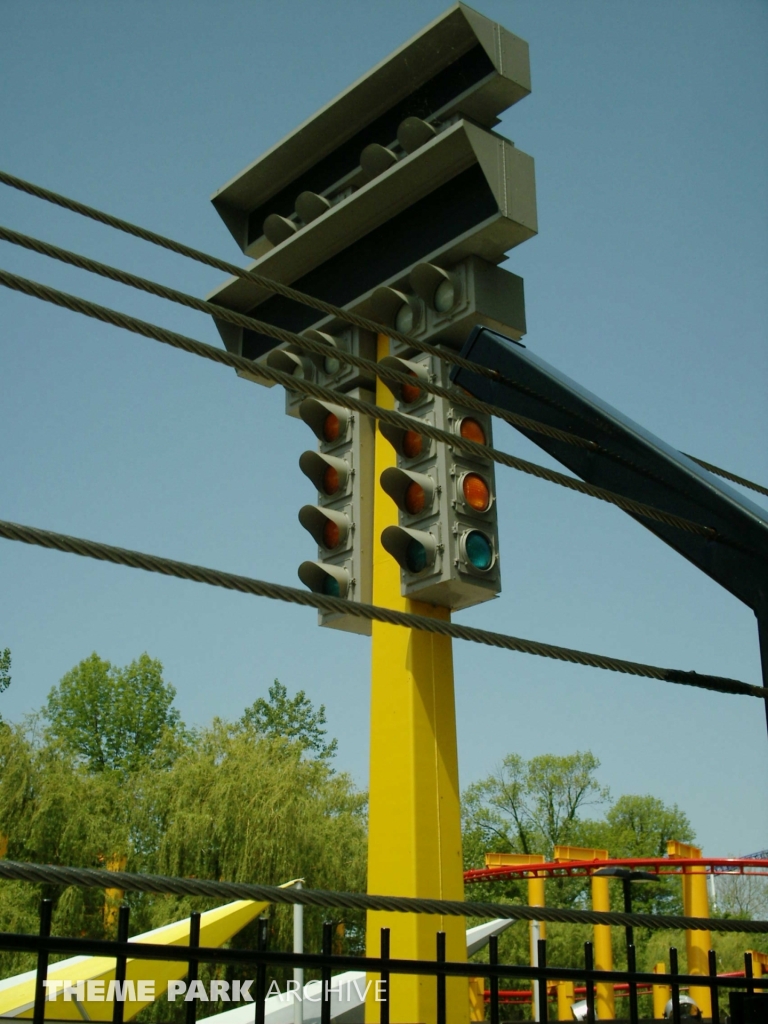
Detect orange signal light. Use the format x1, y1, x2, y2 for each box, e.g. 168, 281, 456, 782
401, 372, 421, 404
405, 481, 426, 515
463, 473, 490, 511
322, 519, 340, 549
460, 418, 486, 445
323, 465, 340, 495
402, 430, 423, 458
322, 412, 341, 442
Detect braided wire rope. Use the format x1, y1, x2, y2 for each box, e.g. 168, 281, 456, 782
684, 453, 768, 500
0, 268, 725, 542
0, 517, 763, 699
0, 860, 766, 933
0, 224, 596, 452
3, 225, 736, 518
3, 169, 764, 498
0, 168, 505, 383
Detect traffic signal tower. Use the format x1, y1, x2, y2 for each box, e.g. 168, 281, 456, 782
207, 6, 537, 1020
379, 352, 501, 609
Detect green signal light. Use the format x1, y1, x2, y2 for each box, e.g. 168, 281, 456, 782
405, 539, 428, 573
322, 575, 341, 597
465, 530, 493, 571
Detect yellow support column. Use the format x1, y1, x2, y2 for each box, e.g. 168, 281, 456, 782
652, 961, 671, 1019
484, 854, 547, 973
554, 846, 614, 1021
556, 981, 575, 1020
747, 949, 768, 981
667, 841, 712, 1019
366, 335, 467, 1024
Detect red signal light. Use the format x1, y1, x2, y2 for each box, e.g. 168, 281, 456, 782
323, 465, 340, 494
322, 412, 341, 442
460, 418, 486, 445
402, 430, 423, 458
401, 372, 421, 404
322, 519, 341, 549
463, 473, 490, 511
405, 481, 426, 514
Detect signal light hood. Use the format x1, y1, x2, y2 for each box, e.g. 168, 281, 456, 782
211, 3, 530, 251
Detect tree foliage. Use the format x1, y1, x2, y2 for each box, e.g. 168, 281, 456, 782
43, 653, 181, 772
0, 660, 365, 986
240, 679, 337, 760
463, 751, 609, 859
0, 648, 10, 719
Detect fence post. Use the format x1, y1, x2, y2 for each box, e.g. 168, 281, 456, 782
584, 942, 595, 1024
111, 905, 130, 1024
32, 899, 52, 1024
627, 943, 639, 1024
255, 918, 268, 1024
669, 947, 681, 1024
489, 934, 500, 1024
436, 931, 446, 1024
320, 921, 332, 1024
379, 927, 390, 1024
185, 911, 201, 1024
708, 949, 719, 1024
537, 938, 548, 1022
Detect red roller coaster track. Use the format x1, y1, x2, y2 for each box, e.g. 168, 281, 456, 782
464, 856, 768, 884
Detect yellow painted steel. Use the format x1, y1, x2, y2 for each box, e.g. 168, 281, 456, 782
554, 845, 614, 1020
366, 334, 467, 1024
0, 898, 275, 1021
556, 980, 575, 1020
652, 961, 671, 1019
747, 949, 768, 979
667, 840, 712, 1018
103, 854, 128, 931
484, 854, 547, 966
468, 977, 485, 1020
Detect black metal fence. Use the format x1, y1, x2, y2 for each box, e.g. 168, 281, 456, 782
2, 900, 767, 1024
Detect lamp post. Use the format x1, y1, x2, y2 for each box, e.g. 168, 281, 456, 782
594, 867, 660, 1023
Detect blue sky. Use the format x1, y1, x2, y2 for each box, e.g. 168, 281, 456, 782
1, 1, 766, 858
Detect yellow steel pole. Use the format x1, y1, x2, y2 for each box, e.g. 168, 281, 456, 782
554, 846, 614, 1020
556, 981, 575, 1020
484, 853, 546, 1011
652, 961, 671, 1019
667, 841, 712, 1018
747, 949, 768, 979
468, 977, 485, 1021
366, 334, 467, 1024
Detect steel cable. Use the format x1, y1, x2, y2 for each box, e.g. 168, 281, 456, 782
0, 168, 508, 383
0, 517, 763, 699
0, 224, 597, 452
683, 453, 768, 500
0, 861, 766, 933
3, 170, 764, 499
0, 268, 724, 541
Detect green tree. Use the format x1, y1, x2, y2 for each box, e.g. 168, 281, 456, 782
240, 679, 337, 760
602, 794, 694, 857
43, 652, 181, 772
0, 648, 10, 717
463, 750, 609, 860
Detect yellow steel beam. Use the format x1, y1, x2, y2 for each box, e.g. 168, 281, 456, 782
484, 853, 547, 966
667, 840, 712, 1018
553, 845, 614, 1020
0, 898, 275, 1021
652, 961, 671, 1019
366, 334, 466, 1024
556, 980, 575, 1020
